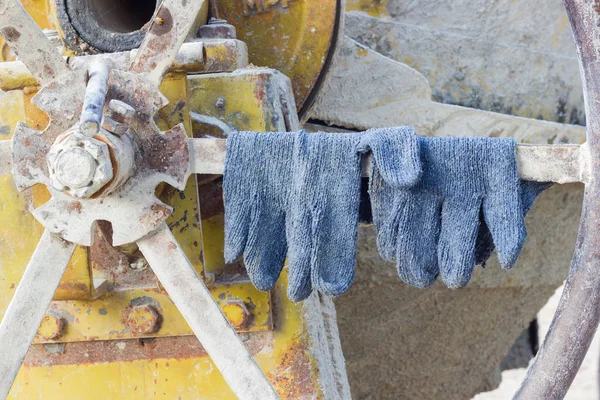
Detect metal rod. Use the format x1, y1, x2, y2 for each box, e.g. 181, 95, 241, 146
80, 62, 110, 137
0, 0, 69, 86
137, 223, 280, 400
514, 0, 600, 398
0, 230, 76, 399
189, 138, 588, 183
130, 0, 207, 86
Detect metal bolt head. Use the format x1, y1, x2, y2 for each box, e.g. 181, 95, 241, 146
108, 99, 135, 123
47, 130, 113, 198
37, 311, 65, 341
102, 116, 128, 136
123, 304, 161, 334
221, 300, 250, 329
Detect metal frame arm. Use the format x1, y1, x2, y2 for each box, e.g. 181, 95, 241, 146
137, 223, 280, 400
189, 138, 589, 183
515, 0, 600, 398
0, 230, 76, 399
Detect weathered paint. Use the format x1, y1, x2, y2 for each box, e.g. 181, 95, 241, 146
213, 0, 340, 116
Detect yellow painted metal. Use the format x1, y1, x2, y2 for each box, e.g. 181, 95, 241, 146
0, 2, 329, 399
213, 0, 340, 115
345, 0, 390, 17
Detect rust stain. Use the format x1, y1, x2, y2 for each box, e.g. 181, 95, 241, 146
197, 180, 224, 220
150, 8, 174, 36
23, 332, 274, 366
1, 27, 21, 42
67, 201, 82, 214
269, 334, 320, 399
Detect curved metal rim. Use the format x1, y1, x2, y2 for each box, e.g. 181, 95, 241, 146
515, 1, 600, 399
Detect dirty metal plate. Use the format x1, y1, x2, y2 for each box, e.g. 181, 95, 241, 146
213, 0, 341, 117
34, 283, 272, 344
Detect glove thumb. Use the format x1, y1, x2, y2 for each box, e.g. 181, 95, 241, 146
358, 127, 422, 188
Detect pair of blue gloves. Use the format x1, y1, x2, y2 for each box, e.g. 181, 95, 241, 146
223, 128, 550, 301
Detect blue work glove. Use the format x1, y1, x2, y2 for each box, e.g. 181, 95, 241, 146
285, 131, 366, 301
368, 134, 527, 289
475, 180, 553, 267
223, 131, 295, 292
225, 130, 412, 302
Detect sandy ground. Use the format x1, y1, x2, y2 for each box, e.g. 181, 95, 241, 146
473, 285, 599, 400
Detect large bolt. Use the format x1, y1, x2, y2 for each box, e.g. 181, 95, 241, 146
37, 311, 65, 341
47, 130, 113, 198
122, 304, 161, 334
221, 300, 251, 329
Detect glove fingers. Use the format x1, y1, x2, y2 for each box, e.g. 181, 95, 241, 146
286, 210, 314, 302
438, 197, 482, 288
223, 201, 251, 263
482, 192, 526, 269
376, 193, 409, 260
395, 193, 442, 288
311, 204, 359, 298
243, 203, 287, 292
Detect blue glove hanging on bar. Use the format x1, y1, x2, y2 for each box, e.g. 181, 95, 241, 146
286, 132, 364, 301
224, 130, 422, 301
223, 132, 295, 292
367, 132, 528, 289
475, 180, 553, 267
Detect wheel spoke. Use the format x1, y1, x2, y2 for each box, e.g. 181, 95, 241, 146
137, 223, 280, 400
130, 0, 206, 86
0, 230, 76, 399
0, 0, 69, 86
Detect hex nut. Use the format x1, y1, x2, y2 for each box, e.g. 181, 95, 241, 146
47, 130, 113, 198
37, 311, 65, 341
123, 304, 161, 334
221, 300, 251, 329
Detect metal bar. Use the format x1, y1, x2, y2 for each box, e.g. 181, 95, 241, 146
514, 0, 600, 398
130, 0, 207, 86
79, 62, 110, 137
137, 223, 280, 400
0, 230, 76, 399
0, 0, 69, 86
189, 138, 588, 183
0, 140, 10, 176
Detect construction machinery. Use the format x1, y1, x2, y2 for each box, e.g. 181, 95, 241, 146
0, 0, 596, 399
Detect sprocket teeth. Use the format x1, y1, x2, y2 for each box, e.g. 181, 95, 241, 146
11, 122, 51, 189
31, 71, 87, 133
145, 124, 190, 191
107, 70, 169, 118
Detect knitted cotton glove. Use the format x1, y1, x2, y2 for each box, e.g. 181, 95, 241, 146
223, 131, 295, 291
369, 136, 526, 289
286, 131, 368, 301
475, 180, 553, 267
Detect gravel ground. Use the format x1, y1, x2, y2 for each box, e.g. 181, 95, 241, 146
473, 286, 599, 400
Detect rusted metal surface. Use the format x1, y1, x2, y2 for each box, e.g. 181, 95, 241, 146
0, 0, 69, 86
0, 230, 76, 399
23, 333, 275, 367
122, 304, 162, 335
514, 1, 600, 398
11, 68, 191, 246
130, 0, 207, 86
0, 39, 247, 92
36, 311, 66, 341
